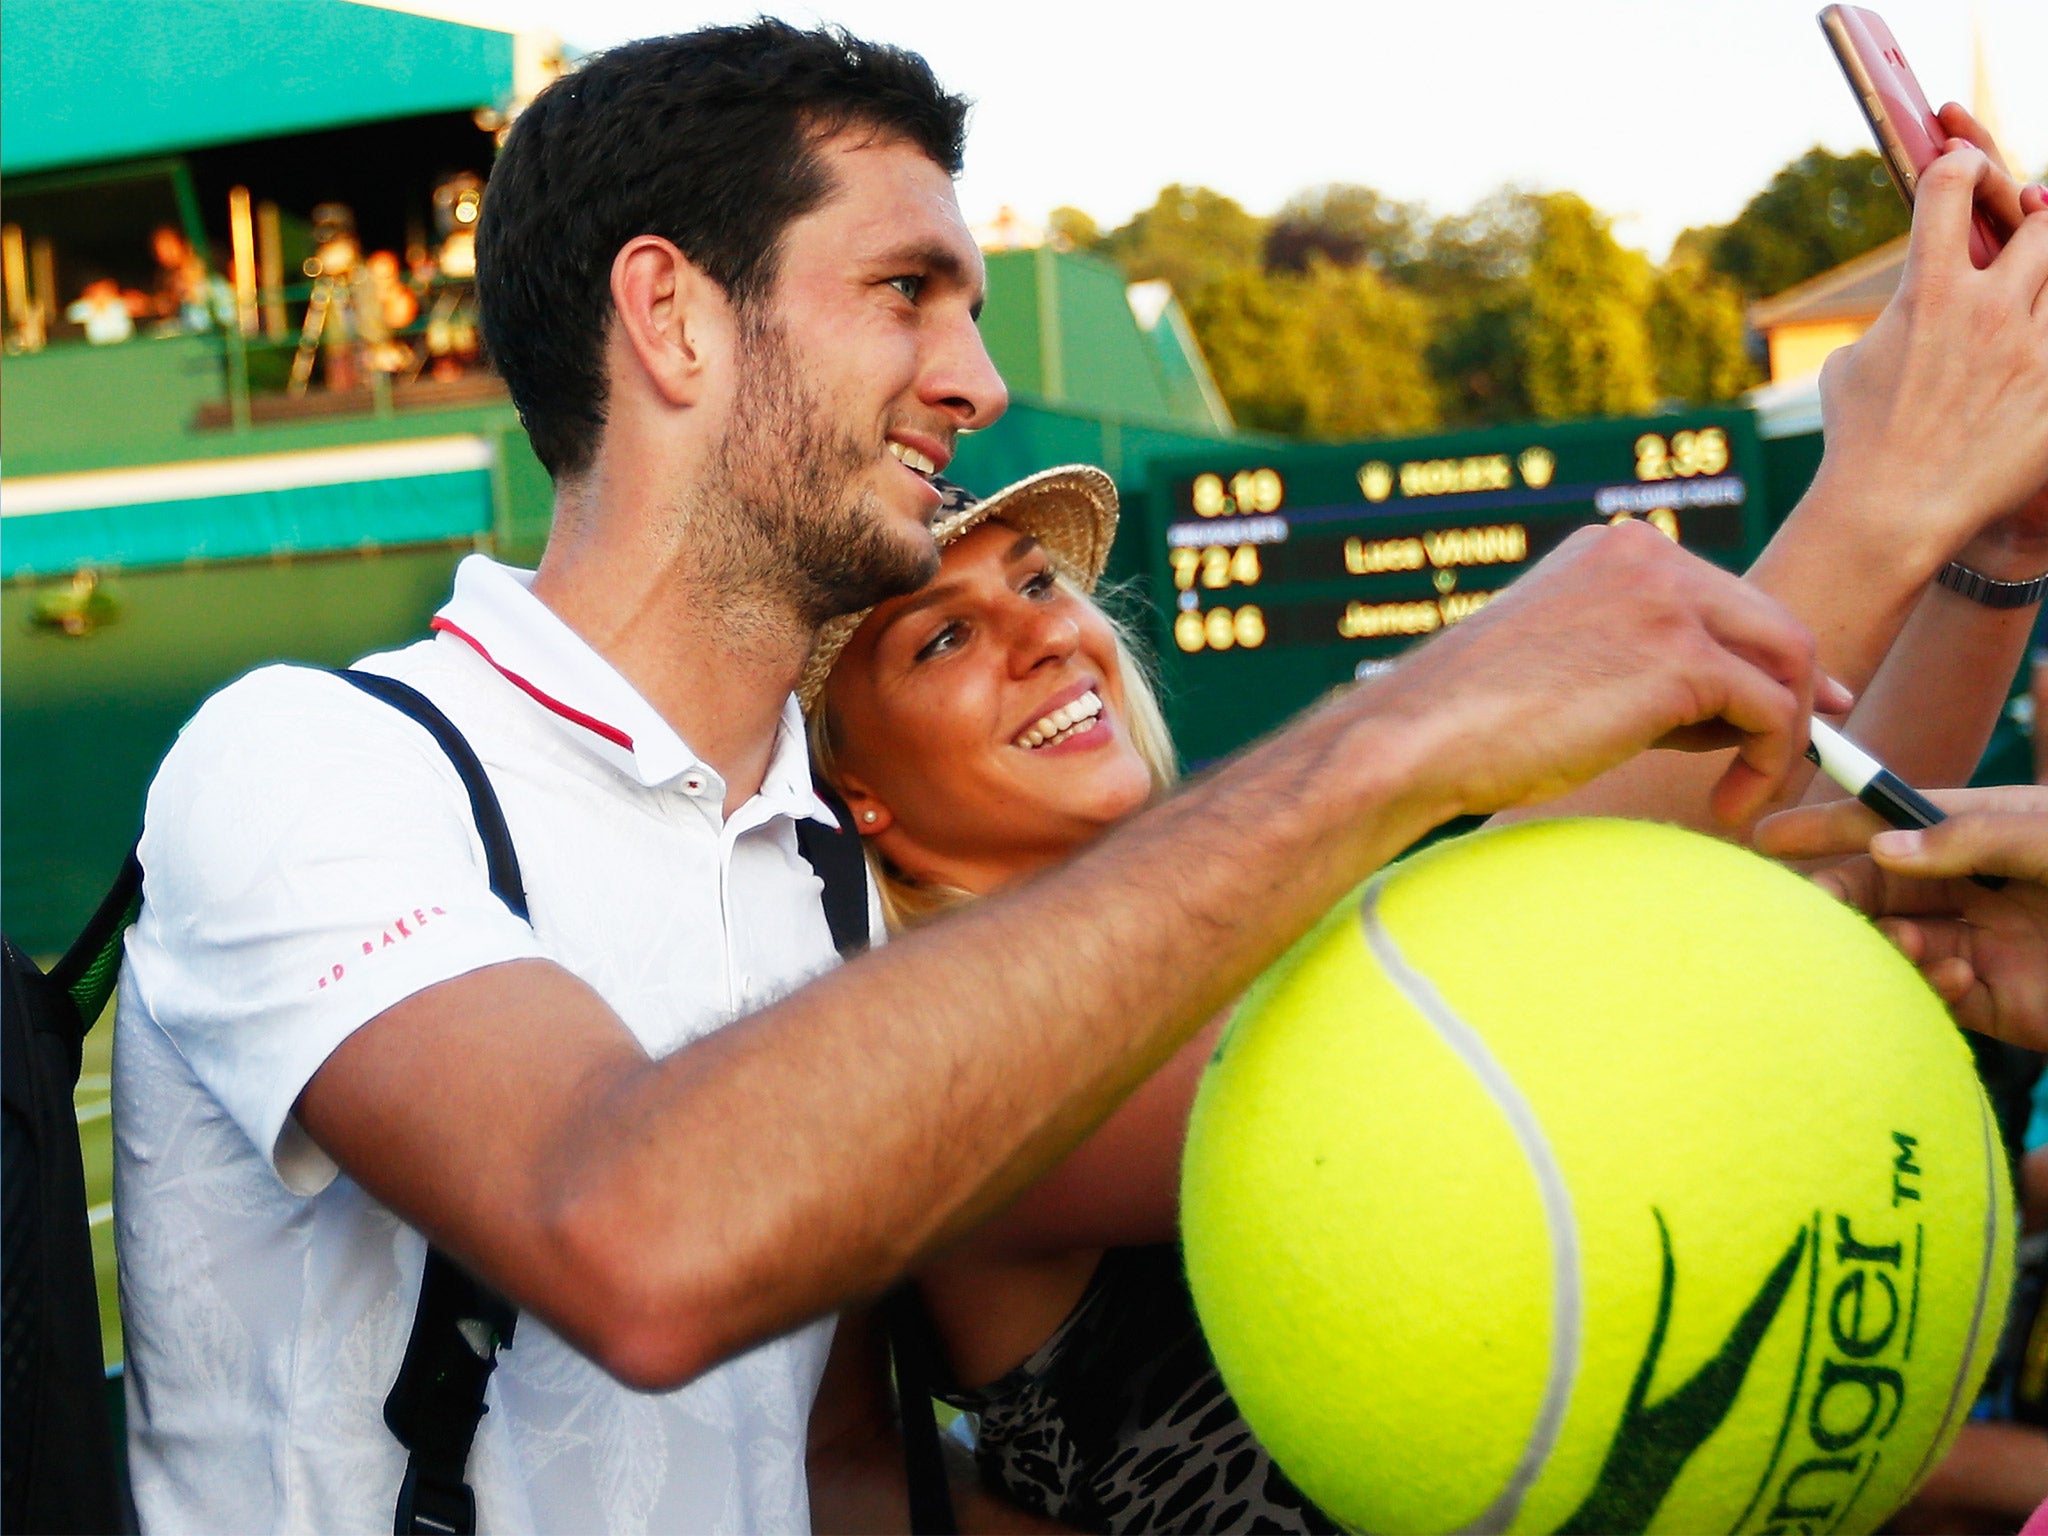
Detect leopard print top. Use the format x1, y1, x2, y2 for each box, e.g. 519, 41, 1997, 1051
937, 1244, 1340, 1535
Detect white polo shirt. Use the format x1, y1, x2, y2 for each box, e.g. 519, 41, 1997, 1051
114, 554, 875, 1535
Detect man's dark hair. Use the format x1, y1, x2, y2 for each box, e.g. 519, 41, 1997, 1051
476, 20, 969, 478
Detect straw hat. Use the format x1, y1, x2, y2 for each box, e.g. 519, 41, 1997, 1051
797, 464, 1119, 711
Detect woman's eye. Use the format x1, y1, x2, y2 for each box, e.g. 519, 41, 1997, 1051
1022, 571, 1056, 599
914, 621, 964, 661
886, 275, 924, 303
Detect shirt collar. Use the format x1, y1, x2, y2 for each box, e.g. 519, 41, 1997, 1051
433, 555, 837, 828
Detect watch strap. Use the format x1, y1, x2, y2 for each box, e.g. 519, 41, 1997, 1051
1937, 560, 2048, 610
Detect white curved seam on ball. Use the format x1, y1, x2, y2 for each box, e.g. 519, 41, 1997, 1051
1906, 1086, 2003, 1495
1359, 874, 1583, 1536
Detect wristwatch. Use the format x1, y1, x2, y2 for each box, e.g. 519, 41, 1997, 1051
1937, 560, 2048, 610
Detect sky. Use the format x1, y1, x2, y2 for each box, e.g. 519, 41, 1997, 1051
387, 0, 2044, 260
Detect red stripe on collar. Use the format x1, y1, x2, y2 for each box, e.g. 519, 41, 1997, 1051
432, 616, 636, 752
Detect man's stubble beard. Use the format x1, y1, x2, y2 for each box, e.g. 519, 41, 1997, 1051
693, 313, 939, 636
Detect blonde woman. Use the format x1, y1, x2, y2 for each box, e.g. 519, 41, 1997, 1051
801, 468, 1337, 1534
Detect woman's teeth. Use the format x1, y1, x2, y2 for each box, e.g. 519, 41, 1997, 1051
888, 440, 938, 475
1015, 690, 1104, 749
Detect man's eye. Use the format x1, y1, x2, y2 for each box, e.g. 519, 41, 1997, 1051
915, 621, 964, 661
886, 275, 924, 303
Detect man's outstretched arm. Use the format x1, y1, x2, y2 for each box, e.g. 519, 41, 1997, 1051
298, 519, 1839, 1391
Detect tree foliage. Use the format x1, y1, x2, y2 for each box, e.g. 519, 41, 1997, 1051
1045, 206, 1101, 252
1678, 147, 1907, 299
1189, 259, 1439, 439
1064, 146, 1877, 439
1096, 185, 1265, 302
1264, 185, 1430, 278
1522, 193, 1658, 420
1417, 190, 1543, 423
1646, 253, 1758, 406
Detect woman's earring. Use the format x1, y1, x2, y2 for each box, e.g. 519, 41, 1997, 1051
861, 810, 878, 824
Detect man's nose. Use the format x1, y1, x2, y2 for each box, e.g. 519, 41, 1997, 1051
921, 309, 1008, 433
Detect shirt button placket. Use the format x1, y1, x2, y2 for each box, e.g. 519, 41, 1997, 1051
689, 771, 743, 1011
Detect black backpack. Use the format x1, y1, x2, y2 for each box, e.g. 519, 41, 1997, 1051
3, 667, 941, 1536
2, 867, 140, 1535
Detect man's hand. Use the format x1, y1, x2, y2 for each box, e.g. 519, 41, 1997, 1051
1812, 141, 2048, 574
1755, 786, 2048, 1047
1366, 518, 1848, 828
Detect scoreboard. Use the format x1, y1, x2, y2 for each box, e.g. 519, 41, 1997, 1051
1138, 409, 1769, 763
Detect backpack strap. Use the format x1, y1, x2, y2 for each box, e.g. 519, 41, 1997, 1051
795, 775, 957, 1536
338, 676, 930, 1534
877, 1283, 960, 1536
46, 848, 143, 1040
331, 670, 521, 1536
793, 781, 873, 960
338, 671, 528, 922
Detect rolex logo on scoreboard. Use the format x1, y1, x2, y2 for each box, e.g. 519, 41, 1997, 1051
1518, 446, 1556, 489
1357, 461, 1394, 503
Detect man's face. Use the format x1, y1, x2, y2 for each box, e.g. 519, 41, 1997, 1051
716, 132, 1007, 625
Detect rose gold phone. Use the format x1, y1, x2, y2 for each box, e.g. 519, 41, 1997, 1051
1818, 5, 2002, 268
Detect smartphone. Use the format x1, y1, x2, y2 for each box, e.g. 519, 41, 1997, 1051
1818, 5, 2003, 268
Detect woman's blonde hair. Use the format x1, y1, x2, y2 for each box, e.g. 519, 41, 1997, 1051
805, 573, 1178, 932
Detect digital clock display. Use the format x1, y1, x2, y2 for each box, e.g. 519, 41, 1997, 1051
1140, 410, 1767, 763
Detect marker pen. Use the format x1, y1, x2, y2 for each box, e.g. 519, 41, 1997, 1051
1804, 718, 2004, 890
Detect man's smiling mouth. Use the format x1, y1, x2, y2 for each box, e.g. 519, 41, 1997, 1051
887, 440, 939, 475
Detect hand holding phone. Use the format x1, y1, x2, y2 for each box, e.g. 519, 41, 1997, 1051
1933, 102, 2045, 233
1804, 141, 2048, 577
1819, 5, 2006, 268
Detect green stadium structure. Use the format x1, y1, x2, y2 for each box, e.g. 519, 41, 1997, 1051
1, 0, 532, 178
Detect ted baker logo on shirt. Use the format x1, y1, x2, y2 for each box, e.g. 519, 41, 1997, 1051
315, 906, 449, 990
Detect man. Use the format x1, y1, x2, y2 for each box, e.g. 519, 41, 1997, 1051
108, 21, 1931, 1533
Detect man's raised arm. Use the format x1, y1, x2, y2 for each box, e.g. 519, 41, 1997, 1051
297, 518, 1841, 1390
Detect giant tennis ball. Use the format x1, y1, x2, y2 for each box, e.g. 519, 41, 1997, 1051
1182, 818, 2012, 1536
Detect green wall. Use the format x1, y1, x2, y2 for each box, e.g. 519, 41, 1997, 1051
1, 334, 531, 479
3, 472, 494, 579
977, 249, 1230, 432
2, 548, 468, 951
1, 335, 229, 473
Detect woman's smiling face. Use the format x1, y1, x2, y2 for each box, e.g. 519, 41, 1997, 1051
821, 520, 1155, 894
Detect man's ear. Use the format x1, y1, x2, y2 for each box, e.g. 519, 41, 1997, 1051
610, 235, 729, 409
